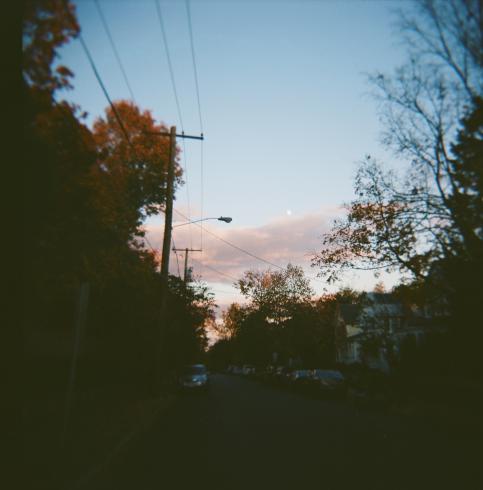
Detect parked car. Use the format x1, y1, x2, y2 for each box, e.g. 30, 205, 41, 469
259, 365, 276, 382
242, 364, 256, 376
310, 369, 347, 398
232, 365, 244, 375
178, 364, 209, 392
289, 369, 313, 391
272, 366, 293, 386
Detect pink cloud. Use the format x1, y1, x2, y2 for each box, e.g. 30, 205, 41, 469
145, 206, 342, 286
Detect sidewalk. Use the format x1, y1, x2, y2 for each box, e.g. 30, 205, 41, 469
24, 386, 174, 490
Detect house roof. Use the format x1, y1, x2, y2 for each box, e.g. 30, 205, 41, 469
365, 292, 397, 304
339, 304, 360, 324
364, 303, 405, 317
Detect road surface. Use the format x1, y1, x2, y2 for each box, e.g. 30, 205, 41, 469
88, 374, 482, 490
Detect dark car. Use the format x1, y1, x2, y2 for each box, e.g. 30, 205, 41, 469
289, 369, 313, 392
272, 366, 293, 386
259, 365, 276, 383
178, 364, 209, 392
310, 369, 347, 399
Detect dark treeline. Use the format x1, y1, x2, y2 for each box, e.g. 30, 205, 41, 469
23, 0, 213, 397
209, 265, 353, 371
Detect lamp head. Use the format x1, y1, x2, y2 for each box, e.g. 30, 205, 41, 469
218, 216, 232, 223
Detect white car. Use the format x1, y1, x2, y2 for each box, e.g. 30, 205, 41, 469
178, 364, 209, 391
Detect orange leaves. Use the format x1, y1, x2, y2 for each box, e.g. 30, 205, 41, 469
23, 0, 80, 93
89, 100, 183, 241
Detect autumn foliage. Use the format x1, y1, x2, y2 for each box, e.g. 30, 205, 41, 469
23, 1, 211, 393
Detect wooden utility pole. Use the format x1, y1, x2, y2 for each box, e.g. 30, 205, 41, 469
173, 247, 202, 283
148, 126, 204, 389
160, 126, 177, 292
157, 126, 176, 388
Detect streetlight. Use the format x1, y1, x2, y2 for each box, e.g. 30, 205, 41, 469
172, 216, 233, 228
172, 216, 232, 283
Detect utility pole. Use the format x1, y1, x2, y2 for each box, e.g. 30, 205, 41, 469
173, 248, 202, 283
160, 126, 177, 296
147, 126, 203, 390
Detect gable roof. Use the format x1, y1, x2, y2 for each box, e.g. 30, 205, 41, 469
339, 304, 360, 324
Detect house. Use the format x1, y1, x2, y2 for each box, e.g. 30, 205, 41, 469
335, 293, 443, 372
335, 304, 363, 365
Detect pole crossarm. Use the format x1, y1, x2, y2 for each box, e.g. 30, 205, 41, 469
144, 131, 204, 141
172, 248, 203, 252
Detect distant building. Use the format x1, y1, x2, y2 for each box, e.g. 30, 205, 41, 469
335, 292, 446, 372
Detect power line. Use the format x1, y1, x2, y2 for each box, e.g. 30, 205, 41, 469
173, 209, 284, 270
78, 28, 171, 221
142, 234, 163, 274
154, 0, 184, 130
153, 0, 193, 245
185, 0, 204, 133
173, 209, 326, 286
143, 234, 156, 253
209, 288, 241, 295
78, 33, 132, 148
191, 257, 239, 282
181, 139, 193, 249
184, 1, 205, 250
200, 141, 204, 250
94, 0, 136, 104
171, 237, 182, 278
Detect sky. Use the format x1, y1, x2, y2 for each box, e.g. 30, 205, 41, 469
57, 0, 415, 311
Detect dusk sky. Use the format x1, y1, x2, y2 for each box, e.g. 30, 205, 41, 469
57, 0, 414, 310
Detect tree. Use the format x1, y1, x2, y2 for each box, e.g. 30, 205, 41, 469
91, 100, 183, 243
22, 0, 209, 386
163, 277, 216, 368
213, 303, 248, 340
237, 264, 314, 323
23, 0, 79, 94
312, 0, 482, 283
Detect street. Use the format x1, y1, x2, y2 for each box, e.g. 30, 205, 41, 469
88, 374, 482, 490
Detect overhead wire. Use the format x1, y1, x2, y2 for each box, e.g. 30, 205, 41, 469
154, 0, 184, 130
173, 209, 284, 270
94, 0, 137, 104
171, 237, 182, 279
185, 0, 205, 251
78, 33, 133, 148
209, 288, 241, 295
173, 209, 327, 287
190, 257, 239, 282
78, 30, 172, 219
80, 5, 190, 282
142, 233, 164, 274
185, 0, 204, 134
181, 140, 194, 249
83, 4, 323, 293
154, 0, 193, 247
200, 141, 205, 253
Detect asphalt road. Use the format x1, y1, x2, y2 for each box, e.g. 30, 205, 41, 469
88, 374, 482, 490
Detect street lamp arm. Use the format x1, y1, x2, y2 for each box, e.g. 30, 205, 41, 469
172, 216, 232, 228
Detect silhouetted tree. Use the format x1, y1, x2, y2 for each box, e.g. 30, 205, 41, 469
23, 0, 79, 94
312, 0, 482, 283
23, 0, 208, 390
237, 264, 314, 324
